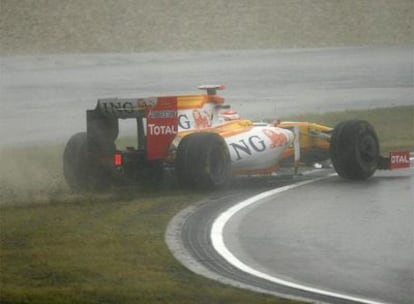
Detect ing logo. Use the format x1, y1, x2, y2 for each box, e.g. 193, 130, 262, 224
262, 129, 288, 148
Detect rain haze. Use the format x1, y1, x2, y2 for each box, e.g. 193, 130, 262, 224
0, 1, 413, 304
1, 0, 413, 147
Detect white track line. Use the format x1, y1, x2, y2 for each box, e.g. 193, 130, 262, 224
211, 174, 390, 304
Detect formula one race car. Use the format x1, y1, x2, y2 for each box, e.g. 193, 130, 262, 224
63, 85, 410, 191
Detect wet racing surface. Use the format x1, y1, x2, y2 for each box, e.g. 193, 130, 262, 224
168, 168, 413, 304
223, 169, 413, 304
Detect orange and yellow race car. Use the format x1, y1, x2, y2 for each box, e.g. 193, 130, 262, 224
63, 85, 410, 191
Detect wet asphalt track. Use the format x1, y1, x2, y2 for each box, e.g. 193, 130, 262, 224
167, 167, 413, 304
220, 168, 414, 304
2, 45, 413, 303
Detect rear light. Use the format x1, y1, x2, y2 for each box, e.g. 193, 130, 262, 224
114, 153, 122, 166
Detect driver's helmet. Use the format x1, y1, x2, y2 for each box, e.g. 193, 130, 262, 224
219, 110, 240, 121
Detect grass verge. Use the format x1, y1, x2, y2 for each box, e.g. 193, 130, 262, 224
1, 106, 413, 304
2, 192, 293, 304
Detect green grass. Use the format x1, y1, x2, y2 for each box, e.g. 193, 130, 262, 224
0, 194, 292, 304
1, 106, 413, 304
0, 144, 68, 205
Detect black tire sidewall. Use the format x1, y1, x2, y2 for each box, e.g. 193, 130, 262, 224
63, 132, 89, 191
176, 133, 231, 189
63, 132, 115, 191
330, 120, 379, 180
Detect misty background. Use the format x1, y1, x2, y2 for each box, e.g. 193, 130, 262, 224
1, 0, 413, 55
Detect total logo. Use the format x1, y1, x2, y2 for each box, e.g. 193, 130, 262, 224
147, 124, 177, 136
390, 151, 410, 169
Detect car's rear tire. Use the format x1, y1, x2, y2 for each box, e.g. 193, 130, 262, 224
63, 132, 114, 191
176, 133, 231, 189
329, 120, 379, 180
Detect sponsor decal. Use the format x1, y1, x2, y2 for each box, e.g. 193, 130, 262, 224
98, 98, 157, 117
229, 136, 266, 161
262, 129, 288, 148
178, 110, 212, 130
100, 99, 134, 115
137, 98, 157, 109
147, 124, 177, 135
146, 97, 178, 160
178, 114, 192, 130
390, 151, 410, 169
228, 128, 291, 162
193, 109, 211, 129
148, 110, 177, 119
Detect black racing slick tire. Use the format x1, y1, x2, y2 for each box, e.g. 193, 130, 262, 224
329, 120, 380, 180
176, 133, 231, 189
63, 132, 89, 191
63, 132, 113, 191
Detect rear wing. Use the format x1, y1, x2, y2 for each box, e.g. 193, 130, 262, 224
87, 85, 226, 160
87, 97, 178, 160
94, 84, 225, 118
95, 97, 159, 118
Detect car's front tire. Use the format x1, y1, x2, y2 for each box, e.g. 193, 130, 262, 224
329, 120, 380, 180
